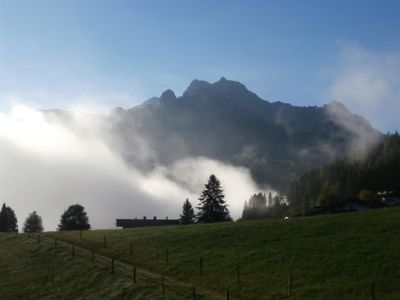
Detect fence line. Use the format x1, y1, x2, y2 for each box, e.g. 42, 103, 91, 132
23, 233, 225, 300
21, 232, 390, 300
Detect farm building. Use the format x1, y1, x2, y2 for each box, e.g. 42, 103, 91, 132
116, 216, 180, 229
308, 198, 374, 216
382, 197, 400, 207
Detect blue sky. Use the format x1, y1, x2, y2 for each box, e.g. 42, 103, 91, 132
1, 0, 400, 131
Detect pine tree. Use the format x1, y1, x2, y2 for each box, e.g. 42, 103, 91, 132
23, 211, 43, 233
268, 192, 273, 207
250, 193, 267, 209
241, 200, 249, 219
197, 174, 231, 223
0, 203, 18, 232
180, 199, 195, 224
241, 193, 268, 220
58, 204, 91, 231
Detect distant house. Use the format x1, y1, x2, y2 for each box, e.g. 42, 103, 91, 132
339, 199, 372, 212
116, 216, 180, 229
382, 197, 400, 207
308, 198, 374, 216
308, 206, 328, 215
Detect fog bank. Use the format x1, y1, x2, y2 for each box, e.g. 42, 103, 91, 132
0, 105, 271, 230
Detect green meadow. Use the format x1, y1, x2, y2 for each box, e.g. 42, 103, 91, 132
1, 207, 400, 299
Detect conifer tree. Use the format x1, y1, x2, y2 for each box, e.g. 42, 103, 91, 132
241, 200, 249, 219
58, 204, 91, 231
197, 174, 231, 223
23, 211, 43, 233
268, 192, 273, 207
180, 199, 195, 224
241, 193, 268, 220
0, 203, 18, 232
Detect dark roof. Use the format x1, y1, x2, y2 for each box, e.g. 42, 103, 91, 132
308, 206, 327, 215
382, 198, 400, 207
116, 218, 180, 228
308, 198, 376, 216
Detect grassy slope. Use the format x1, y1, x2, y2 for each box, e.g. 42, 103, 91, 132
0, 234, 173, 299
1, 207, 400, 299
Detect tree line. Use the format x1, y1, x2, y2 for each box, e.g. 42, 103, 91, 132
1, 174, 231, 231
0, 203, 91, 233
179, 174, 290, 223
238, 133, 400, 219
287, 133, 400, 215
6, 133, 396, 232
240, 192, 288, 220
179, 174, 231, 224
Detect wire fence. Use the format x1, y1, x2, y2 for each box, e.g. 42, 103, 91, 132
18, 231, 396, 300
24, 233, 225, 300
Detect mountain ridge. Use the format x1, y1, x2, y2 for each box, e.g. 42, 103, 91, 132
105, 77, 382, 192
40, 78, 382, 192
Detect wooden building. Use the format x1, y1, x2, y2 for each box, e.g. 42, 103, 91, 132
116, 216, 180, 229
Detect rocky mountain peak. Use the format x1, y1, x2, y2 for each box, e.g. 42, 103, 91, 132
182, 79, 212, 97
160, 89, 177, 102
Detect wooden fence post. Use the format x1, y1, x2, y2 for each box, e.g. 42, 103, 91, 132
199, 257, 203, 276
161, 277, 165, 297
133, 266, 136, 283
371, 283, 376, 300
288, 273, 292, 297
192, 287, 196, 300
226, 289, 230, 300
237, 263, 240, 283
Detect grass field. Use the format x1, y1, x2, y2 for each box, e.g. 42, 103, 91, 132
0, 232, 174, 299
1, 207, 400, 299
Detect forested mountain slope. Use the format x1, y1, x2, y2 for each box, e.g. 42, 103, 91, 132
288, 133, 400, 214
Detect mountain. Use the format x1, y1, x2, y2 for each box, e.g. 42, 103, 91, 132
105, 77, 382, 192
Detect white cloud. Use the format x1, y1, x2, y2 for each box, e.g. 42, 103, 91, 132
329, 43, 400, 132
0, 91, 141, 115
0, 105, 271, 231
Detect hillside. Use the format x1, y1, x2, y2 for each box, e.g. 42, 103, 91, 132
2, 207, 399, 299
0, 233, 171, 299
288, 133, 400, 215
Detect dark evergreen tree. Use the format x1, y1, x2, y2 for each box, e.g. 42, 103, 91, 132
269, 194, 289, 218
197, 174, 231, 223
23, 211, 43, 233
241, 200, 250, 219
241, 193, 268, 220
180, 199, 195, 224
0, 203, 18, 232
267, 192, 273, 207
58, 204, 91, 231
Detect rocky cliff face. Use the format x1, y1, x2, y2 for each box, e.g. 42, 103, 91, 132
44, 77, 382, 192
105, 77, 382, 192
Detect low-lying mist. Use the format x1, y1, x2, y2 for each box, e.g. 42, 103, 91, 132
0, 105, 272, 230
